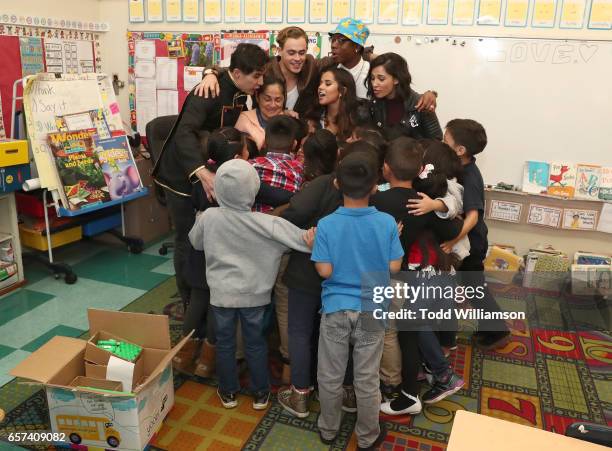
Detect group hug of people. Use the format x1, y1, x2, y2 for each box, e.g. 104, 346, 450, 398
152, 18, 510, 450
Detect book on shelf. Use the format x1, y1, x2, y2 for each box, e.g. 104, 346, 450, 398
574, 164, 601, 200
547, 163, 576, 198
599, 167, 612, 201
93, 135, 143, 200
48, 128, 111, 211
522, 161, 549, 194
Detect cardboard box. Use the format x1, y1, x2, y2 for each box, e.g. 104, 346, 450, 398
69, 376, 123, 392
11, 309, 189, 451
0, 139, 28, 167
447, 410, 607, 451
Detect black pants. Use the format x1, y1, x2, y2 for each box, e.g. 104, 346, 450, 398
183, 287, 216, 343
460, 254, 509, 332
164, 189, 196, 305
397, 331, 420, 396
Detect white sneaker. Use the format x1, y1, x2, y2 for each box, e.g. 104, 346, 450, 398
380, 391, 422, 415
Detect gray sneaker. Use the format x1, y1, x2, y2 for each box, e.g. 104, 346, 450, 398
422, 373, 464, 404
342, 385, 357, 413
278, 386, 310, 418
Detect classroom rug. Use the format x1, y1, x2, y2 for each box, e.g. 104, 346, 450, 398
0, 278, 610, 450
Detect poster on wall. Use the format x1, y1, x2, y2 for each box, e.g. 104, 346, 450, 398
562, 209, 598, 230
265, 0, 283, 22
588, 0, 612, 29
245, 0, 264, 22
332, 0, 351, 23
287, 0, 306, 22
183, 0, 200, 22
477, 0, 502, 24
532, 0, 557, 27
19, 37, 45, 76
220, 32, 270, 67
225, 0, 242, 22
560, 0, 586, 28
146, 0, 164, 21
488, 200, 522, 222
427, 0, 450, 24
527, 204, 562, 228
453, 0, 476, 25
44, 39, 95, 74
203, 0, 222, 22
309, 0, 328, 23
505, 0, 530, 26
165, 0, 183, 22
402, 0, 423, 25
378, 0, 400, 23
354, 0, 375, 23
129, 0, 145, 23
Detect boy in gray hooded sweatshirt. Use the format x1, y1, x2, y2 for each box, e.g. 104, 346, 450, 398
189, 158, 314, 410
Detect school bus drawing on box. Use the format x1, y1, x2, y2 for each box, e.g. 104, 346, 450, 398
55, 414, 121, 448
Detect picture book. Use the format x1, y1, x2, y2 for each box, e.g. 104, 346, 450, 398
94, 135, 143, 200
599, 167, 612, 201
48, 129, 111, 210
574, 164, 601, 200
547, 162, 576, 197
484, 245, 523, 284
574, 251, 612, 266
522, 161, 550, 194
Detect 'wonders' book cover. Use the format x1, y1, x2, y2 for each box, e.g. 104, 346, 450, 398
48, 129, 111, 210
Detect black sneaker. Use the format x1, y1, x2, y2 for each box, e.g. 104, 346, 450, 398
422, 373, 464, 404
380, 391, 422, 415
475, 330, 510, 350
253, 391, 270, 410
357, 422, 387, 450
217, 388, 238, 409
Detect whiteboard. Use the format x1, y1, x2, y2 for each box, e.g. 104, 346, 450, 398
322, 36, 612, 186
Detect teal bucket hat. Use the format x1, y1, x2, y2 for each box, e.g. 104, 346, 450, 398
329, 18, 370, 47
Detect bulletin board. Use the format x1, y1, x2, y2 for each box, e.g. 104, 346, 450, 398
0, 25, 103, 139
127, 30, 322, 135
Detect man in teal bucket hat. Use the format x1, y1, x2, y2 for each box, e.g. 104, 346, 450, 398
328, 17, 372, 98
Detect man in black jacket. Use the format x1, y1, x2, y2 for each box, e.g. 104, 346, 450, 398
152, 43, 267, 305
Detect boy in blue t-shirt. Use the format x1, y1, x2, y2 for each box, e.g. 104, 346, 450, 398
312, 151, 404, 450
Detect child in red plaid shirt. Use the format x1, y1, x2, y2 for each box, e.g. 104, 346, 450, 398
250, 116, 304, 212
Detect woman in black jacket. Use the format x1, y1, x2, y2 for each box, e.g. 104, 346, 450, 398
368, 53, 442, 141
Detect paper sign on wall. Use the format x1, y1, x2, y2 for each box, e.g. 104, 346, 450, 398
129, 0, 145, 22
402, 0, 423, 24
225, 0, 242, 22
505, 0, 529, 26
532, 0, 557, 27
379, 0, 400, 23
488, 200, 522, 222
309, 0, 328, 23
147, 0, 163, 21
183, 0, 200, 21
527, 204, 562, 228
453, 0, 476, 25
562, 209, 597, 230
245, 0, 263, 21
428, 0, 450, 24
165, 0, 182, 21
287, 0, 306, 22
355, 0, 375, 23
332, 0, 351, 22
266, 0, 283, 22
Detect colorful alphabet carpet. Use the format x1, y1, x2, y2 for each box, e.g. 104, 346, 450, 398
1, 278, 610, 451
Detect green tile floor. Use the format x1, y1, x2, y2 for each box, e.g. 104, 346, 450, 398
0, 236, 174, 388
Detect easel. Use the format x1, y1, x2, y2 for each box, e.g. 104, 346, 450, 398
12, 75, 148, 284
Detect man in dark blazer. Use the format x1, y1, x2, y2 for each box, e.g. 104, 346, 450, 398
153, 43, 268, 305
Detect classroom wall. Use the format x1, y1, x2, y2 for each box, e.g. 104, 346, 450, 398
0, 0, 101, 22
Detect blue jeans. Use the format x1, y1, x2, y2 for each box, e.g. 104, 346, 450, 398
212, 305, 269, 394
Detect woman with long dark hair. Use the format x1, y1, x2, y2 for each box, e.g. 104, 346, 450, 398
368, 53, 442, 141
306, 66, 358, 142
